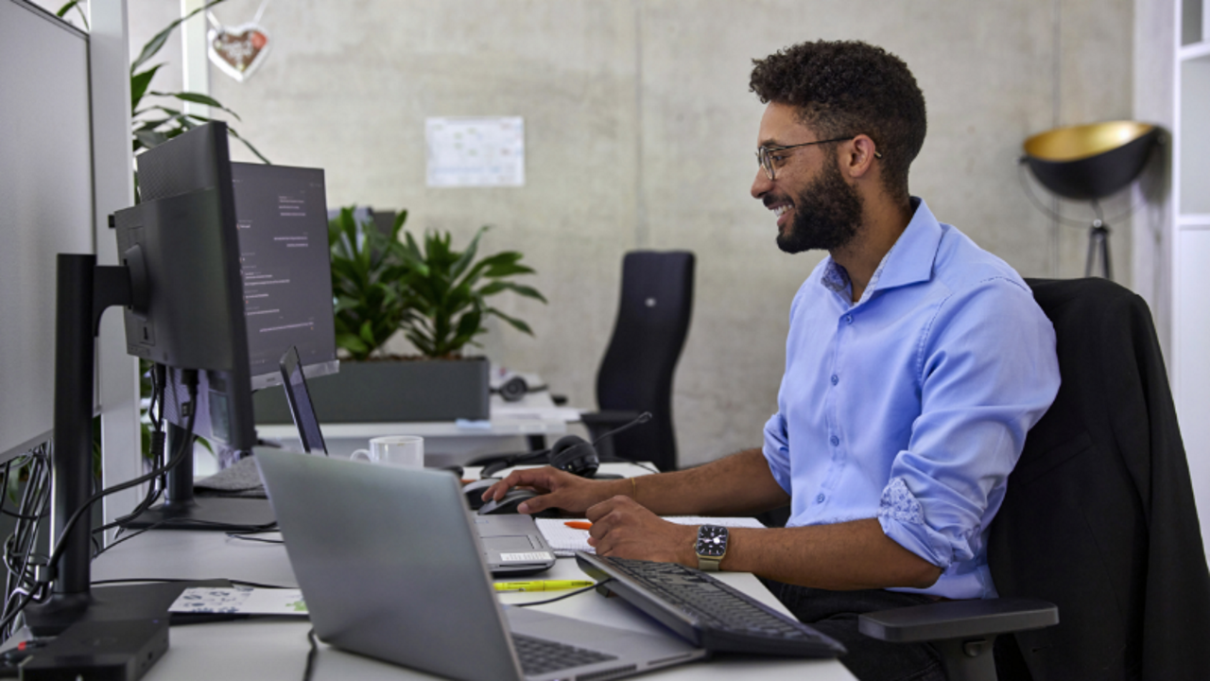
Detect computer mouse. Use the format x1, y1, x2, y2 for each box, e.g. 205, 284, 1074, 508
477, 488, 540, 515
462, 477, 501, 510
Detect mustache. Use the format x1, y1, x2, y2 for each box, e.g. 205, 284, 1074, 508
763, 194, 793, 209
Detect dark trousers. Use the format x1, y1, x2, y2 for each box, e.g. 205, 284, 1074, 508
760, 579, 946, 681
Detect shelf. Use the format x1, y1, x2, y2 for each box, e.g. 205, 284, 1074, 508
1181, 41, 1210, 61
1176, 217, 1210, 231
1179, 213, 1210, 223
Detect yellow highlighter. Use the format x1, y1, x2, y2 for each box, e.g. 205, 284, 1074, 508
493, 580, 596, 592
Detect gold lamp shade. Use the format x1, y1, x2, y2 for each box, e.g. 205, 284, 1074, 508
1023, 121, 1158, 200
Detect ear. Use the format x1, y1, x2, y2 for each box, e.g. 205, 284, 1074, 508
842, 134, 880, 179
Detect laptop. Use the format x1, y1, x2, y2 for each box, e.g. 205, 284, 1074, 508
255, 449, 705, 681
276, 346, 556, 575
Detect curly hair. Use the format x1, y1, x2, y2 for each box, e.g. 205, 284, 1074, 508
750, 40, 926, 204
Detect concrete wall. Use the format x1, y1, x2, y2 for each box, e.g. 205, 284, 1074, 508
128, 0, 1134, 468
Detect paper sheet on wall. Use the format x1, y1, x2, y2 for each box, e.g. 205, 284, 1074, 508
536, 516, 766, 557
426, 117, 525, 187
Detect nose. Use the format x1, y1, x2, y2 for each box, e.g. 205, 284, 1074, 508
751, 168, 772, 199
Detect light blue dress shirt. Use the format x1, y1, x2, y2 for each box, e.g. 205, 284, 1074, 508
762, 198, 1060, 600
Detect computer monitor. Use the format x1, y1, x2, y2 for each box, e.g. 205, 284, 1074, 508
28, 122, 269, 635
113, 123, 273, 530
230, 162, 338, 391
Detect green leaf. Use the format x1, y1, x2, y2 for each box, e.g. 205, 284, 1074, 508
56, 0, 88, 30
148, 91, 243, 122
359, 320, 376, 344
226, 126, 272, 164
450, 226, 489, 280
131, 0, 227, 74
134, 128, 168, 150
480, 281, 547, 303
487, 307, 534, 336
130, 64, 163, 112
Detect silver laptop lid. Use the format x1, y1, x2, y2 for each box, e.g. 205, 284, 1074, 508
255, 449, 523, 681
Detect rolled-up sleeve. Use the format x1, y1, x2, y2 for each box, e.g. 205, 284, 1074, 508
877, 277, 1060, 569
763, 412, 793, 495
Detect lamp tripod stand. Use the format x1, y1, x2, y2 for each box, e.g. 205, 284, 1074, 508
1084, 201, 1111, 280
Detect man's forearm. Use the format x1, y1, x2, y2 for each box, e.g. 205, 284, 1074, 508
620, 448, 790, 516
720, 518, 943, 590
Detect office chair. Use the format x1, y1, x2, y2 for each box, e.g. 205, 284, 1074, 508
580, 251, 695, 472
859, 277, 1210, 681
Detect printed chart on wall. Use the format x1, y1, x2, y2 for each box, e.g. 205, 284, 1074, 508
426, 117, 525, 187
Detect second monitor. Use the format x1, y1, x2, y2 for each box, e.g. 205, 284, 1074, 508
231, 161, 338, 391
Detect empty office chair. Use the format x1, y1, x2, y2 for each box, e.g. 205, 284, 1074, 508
859, 277, 1210, 680
581, 251, 694, 472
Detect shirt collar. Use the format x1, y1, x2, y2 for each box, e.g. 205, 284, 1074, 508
819, 197, 943, 300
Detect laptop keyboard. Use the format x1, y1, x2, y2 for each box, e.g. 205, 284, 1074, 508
512, 634, 617, 675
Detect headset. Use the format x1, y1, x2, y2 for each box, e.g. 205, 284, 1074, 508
476, 412, 653, 478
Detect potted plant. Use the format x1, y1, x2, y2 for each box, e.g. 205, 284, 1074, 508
255, 207, 546, 423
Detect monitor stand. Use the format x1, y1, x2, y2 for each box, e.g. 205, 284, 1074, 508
121, 423, 275, 530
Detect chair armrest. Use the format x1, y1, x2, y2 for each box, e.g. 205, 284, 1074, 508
858, 598, 1058, 643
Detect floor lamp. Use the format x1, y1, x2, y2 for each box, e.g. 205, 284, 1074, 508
1021, 121, 1159, 280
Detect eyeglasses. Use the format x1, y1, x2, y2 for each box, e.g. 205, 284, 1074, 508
756, 136, 882, 180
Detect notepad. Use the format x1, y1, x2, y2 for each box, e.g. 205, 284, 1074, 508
535, 516, 766, 557
169, 586, 307, 616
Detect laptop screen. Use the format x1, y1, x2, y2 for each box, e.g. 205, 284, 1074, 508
278, 345, 327, 454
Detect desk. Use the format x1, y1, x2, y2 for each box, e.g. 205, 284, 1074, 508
82, 460, 855, 680
88, 531, 856, 680
256, 392, 580, 468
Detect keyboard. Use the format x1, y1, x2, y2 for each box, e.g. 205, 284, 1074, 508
576, 553, 847, 658
512, 634, 617, 676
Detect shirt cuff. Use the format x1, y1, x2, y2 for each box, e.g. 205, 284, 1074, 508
877, 478, 955, 570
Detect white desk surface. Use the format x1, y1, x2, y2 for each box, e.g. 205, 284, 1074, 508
82, 460, 855, 680
89, 532, 854, 681
257, 392, 578, 441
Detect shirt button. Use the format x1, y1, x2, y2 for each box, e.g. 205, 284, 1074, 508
830, 374, 839, 385
815, 493, 826, 504
845, 314, 853, 324
830, 435, 840, 446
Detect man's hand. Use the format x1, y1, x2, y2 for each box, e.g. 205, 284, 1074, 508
584, 496, 697, 565
481, 466, 624, 515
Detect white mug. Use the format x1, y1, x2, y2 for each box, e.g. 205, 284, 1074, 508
351, 435, 424, 469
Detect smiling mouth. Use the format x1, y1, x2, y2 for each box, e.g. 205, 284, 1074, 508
769, 202, 793, 228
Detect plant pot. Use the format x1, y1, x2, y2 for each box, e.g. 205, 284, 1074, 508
253, 356, 489, 424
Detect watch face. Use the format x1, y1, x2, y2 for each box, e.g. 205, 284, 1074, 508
696, 526, 728, 558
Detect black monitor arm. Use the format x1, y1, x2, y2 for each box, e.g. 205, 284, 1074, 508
25, 253, 132, 634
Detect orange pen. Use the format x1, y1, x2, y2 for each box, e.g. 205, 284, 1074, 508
564, 521, 592, 531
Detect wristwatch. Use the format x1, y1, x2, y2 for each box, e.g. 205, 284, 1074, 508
695, 525, 729, 571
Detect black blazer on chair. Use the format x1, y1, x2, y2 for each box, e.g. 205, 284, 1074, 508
989, 279, 1210, 680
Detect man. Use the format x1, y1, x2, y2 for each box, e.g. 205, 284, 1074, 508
484, 40, 1060, 681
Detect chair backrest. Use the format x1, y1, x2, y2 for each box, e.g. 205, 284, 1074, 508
596, 251, 695, 471
989, 278, 1210, 681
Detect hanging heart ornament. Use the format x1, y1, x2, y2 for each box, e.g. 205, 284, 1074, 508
208, 22, 272, 82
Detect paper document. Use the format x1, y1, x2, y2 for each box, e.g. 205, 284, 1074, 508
426, 117, 525, 187
169, 586, 307, 616
536, 516, 766, 557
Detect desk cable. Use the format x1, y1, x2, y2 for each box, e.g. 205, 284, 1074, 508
0, 371, 197, 636
509, 578, 611, 608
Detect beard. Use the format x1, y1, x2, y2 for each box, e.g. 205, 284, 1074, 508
774, 157, 864, 254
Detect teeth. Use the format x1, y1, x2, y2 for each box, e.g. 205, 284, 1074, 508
773, 205, 789, 217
